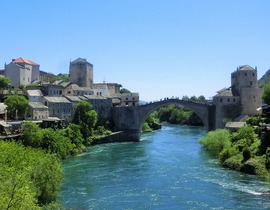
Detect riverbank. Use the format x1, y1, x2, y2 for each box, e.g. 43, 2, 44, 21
199, 126, 270, 179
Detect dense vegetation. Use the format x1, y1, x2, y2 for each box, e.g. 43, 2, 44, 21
0, 140, 63, 209
199, 125, 270, 178
0, 100, 112, 208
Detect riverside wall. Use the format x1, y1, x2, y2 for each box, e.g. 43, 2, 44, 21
93, 130, 140, 144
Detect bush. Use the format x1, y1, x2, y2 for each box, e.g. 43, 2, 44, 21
219, 147, 238, 164
199, 129, 232, 157
222, 154, 242, 171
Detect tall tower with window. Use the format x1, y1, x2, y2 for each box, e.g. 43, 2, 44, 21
231, 65, 262, 115
69, 58, 93, 88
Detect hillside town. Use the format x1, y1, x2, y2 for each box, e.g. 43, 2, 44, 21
0, 57, 139, 136
0, 56, 269, 137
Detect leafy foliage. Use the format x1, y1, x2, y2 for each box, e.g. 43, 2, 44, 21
41, 128, 72, 159
42, 73, 69, 84
143, 111, 160, 132
262, 82, 270, 105
0, 141, 63, 208
4, 94, 29, 119
64, 123, 86, 155
21, 121, 43, 148
0, 76, 10, 89
73, 101, 98, 143
199, 129, 232, 157
157, 105, 203, 126
120, 88, 131, 93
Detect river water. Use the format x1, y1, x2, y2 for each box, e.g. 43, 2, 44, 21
59, 125, 270, 209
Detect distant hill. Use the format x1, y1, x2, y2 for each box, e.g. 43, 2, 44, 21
258, 68, 270, 87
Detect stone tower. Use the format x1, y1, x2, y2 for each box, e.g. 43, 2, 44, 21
69, 58, 93, 88
231, 65, 262, 115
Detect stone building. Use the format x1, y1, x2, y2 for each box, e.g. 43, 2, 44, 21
42, 96, 73, 123
65, 95, 86, 116
83, 95, 112, 122
27, 89, 43, 102
62, 83, 94, 96
93, 83, 111, 97
69, 58, 93, 88
213, 65, 262, 128
40, 84, 63, 97
112, 92, 140, 107
107, 83, 122, 95
5, 57, 40, 88
28, 102, 49, 120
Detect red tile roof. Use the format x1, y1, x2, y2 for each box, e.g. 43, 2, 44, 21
12, 57, 39, 65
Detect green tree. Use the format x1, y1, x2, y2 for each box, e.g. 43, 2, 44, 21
4, 94, 29, 119
21, 121, 43, 148
189, 96, 198, 102
65, 123, 85, 155
182, 95, 189, 100
73, 101, 98, 142
0, 76, 10, 89
41, 128, 72, 159
262, 83, 270, 104
120, 88, 131, 93
198, 95, 206, 102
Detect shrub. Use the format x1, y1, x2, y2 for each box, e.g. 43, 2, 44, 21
199, 129, 232, 157
219, 147, 238, 164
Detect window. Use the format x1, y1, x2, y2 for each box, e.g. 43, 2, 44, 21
227, 98, 230, 102
250, 81, 253, 85
220, 98, 223, 102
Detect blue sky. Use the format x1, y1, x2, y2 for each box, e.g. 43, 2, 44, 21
1, 0, 270, 101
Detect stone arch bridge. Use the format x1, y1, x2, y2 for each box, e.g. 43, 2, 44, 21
112, 99, 216, 141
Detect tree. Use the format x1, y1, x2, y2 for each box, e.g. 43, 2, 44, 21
73, 101, 98, 142
4, 94, 29, 119
262, 83, 270, 105
21, 121, 43, 148
120, 88, 131, 93
41, 128, 72, 159
65, 123, 85, 155
198, 95, 206, 102
0, 76, 10, 89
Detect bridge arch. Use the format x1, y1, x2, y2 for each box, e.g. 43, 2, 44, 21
112, 99, 215, 141
138, 99, 209, 133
